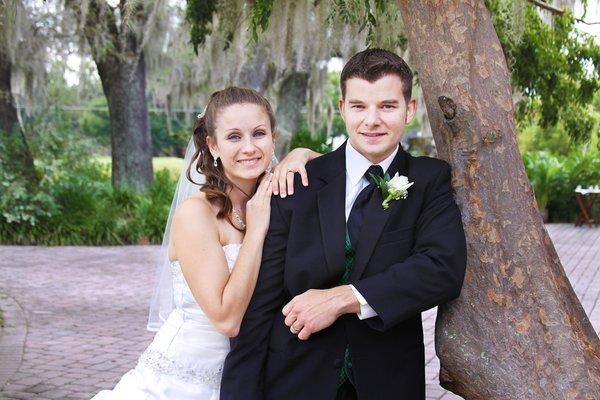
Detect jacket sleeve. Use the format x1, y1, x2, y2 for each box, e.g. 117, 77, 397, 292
353, 162, 467, 332
220, 196, 288, 399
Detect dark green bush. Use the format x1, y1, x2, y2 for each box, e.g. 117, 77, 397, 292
0, 166, 177, 245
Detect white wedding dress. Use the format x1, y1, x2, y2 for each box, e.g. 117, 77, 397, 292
92, 244, 241, 400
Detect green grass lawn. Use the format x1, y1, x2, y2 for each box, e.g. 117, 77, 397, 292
95, 156, 184, 178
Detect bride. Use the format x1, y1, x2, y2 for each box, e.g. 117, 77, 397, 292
92, 87, 319, 400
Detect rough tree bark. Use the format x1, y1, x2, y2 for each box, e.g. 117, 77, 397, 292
71, 0, 153, 190
274, 71, 308, 158
0, 38, 36, 186
397, 1, 600, 399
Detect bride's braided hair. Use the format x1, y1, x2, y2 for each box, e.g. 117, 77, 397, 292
187, 87, 276, 224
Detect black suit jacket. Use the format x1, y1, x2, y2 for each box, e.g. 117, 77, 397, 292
221, 142, 467, 400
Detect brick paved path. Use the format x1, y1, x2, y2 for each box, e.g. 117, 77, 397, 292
0, 224, 598, 399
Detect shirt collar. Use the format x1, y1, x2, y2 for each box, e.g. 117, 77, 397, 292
345, 140, 399, 187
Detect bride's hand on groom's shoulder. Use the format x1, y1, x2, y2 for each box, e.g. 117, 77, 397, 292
246, 173, 273, 237
272, 148, 320, 198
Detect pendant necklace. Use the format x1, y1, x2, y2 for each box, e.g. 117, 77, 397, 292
232, 207, 246, 230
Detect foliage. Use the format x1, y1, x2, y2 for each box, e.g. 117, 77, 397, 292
326, 0, 406, 50
518, 89, 600, 156
0, 165, 177, 245
0, 134, 55, 226
488, 1, 600, 143
186, 0, 217, 54
149, 113, 191, 157
523, 151, 565, 212
517, 123, 572, 156
242, 0, 406, 49
78, 96, 111, 148
249, 0, 274, 42
289, 122, 332, 154
0, 109, 179, 245
523, 149, 600, 222
95, 156, 184, 179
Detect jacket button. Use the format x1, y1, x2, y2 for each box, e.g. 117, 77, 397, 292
334, 358, 342, 368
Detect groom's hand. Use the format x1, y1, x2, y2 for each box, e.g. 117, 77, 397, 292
282, 286, 360, 340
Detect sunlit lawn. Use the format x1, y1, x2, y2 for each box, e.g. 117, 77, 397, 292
95, 156, 184, 178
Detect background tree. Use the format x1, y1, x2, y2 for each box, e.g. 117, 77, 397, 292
64, 0, 161, 190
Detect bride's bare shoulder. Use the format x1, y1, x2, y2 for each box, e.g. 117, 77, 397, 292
173, 192, 217, 227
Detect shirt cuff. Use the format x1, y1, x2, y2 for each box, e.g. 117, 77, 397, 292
349, 284, 378, 320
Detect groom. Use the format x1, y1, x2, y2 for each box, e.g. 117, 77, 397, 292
221, 49, 467, 400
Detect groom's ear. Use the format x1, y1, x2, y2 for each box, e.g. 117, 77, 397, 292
405, 98, 417, 124
338, 97, 345, 120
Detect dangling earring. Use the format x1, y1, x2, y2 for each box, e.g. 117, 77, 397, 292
213, 156, 219, 167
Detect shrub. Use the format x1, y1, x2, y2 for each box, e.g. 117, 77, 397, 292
135, 170, 176, 244
0, 166, 177, 245
0, 116, 178, 245
523, 150, 600, 222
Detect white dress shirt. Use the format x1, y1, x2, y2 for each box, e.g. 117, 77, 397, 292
345, 141, 399, 320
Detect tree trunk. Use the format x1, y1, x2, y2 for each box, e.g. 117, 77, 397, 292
72, 0, 154, 190
0, 43, 37, 186
274, 71, 308, 158
96, 53, 153, 190
237, 43, 276, 95
397, 1, 600, 399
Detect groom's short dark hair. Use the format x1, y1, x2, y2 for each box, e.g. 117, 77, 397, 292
340, 49, 413, 101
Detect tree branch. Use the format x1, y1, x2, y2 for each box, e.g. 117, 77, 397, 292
527, 0, 564, 15
527, 0, 600, 25
576, 19, 600, 25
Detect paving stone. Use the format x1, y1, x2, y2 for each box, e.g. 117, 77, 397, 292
0, 225, 598, 399
43, 389, 72, 400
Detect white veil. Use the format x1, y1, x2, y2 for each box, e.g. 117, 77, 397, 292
147, 136, 205, 331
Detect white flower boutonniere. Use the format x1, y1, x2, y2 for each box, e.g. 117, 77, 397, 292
370, 172, 414, 210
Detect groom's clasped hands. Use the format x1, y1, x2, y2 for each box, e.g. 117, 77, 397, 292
282, 286, 360, 340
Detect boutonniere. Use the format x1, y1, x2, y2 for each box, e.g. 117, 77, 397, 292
370, 172, 414, 210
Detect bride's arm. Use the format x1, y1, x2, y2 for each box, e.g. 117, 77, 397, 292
272, 147, 321, 197
172, 175, 273, 337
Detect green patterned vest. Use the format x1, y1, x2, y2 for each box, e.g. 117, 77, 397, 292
338, 230, 355, 387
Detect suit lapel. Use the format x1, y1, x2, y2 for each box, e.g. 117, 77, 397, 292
350, 147, 410, 282
317, 144, 347, 280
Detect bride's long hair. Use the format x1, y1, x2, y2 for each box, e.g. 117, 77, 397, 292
187, 87, 276, 224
